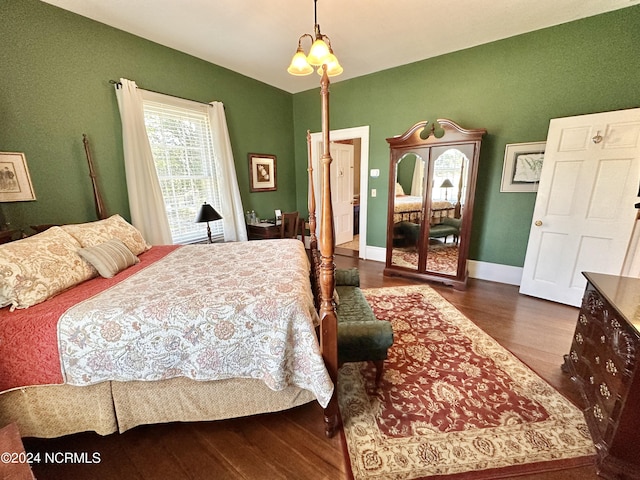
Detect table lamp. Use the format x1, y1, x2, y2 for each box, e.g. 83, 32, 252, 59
195, 202, 222, 243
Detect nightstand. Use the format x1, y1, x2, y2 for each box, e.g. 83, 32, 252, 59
247, 222, 280, 240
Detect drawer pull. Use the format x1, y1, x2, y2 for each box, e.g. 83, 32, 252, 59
593, 405, 604, 422
605, 359, 618, 376
575, 333, 584, 344
599, 383, 611, 399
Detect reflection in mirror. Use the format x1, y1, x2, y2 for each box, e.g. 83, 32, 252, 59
391, 153, 424, 270
385, 119, 485, 288
426, 147, 472, 275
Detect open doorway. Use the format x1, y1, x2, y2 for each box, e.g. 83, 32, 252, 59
333, 139, 360, 256
309, 126, 370, 259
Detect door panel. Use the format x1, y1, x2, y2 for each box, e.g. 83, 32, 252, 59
589, 159, 633, 218
520, 108, 640, 306
572, 236, 611, 287
330, 142, 354, 246
546, 161, 582, 216
533, 232, 567, 283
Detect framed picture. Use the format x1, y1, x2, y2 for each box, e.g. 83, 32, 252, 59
248, 153, 277, 192
500, 142, 546, 192
0, 152, 36, 202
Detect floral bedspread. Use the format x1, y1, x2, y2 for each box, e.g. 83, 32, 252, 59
0, 246, 176, 394
57, 239, 333, 407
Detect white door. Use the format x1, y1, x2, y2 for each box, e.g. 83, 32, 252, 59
520, 108, 640, 306
330, 142, 355, 246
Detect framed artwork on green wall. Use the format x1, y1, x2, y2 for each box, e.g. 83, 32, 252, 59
500, 142, 546, 193
249, 153, 277, 192
0, 152, 36, 202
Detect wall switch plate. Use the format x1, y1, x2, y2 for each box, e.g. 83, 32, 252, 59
371, 188, 377, 197
370, 168, 380, 177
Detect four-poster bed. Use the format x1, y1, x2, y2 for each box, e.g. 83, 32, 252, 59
308, 67, 339, 437
0, 69, 341, 439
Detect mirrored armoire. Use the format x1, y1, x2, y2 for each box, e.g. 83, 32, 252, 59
384, 119, 486, 289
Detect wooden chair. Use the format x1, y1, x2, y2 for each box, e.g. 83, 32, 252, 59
280, 212, 303, 242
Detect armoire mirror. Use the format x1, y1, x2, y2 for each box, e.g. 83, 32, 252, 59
384, 119, 486, 289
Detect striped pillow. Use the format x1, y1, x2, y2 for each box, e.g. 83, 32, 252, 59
78, 238, 139, 278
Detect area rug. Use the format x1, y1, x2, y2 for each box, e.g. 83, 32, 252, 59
338, 285, 595, 480
392, 243, 458, 274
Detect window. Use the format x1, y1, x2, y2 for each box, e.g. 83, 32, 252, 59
141, 92, 223, 244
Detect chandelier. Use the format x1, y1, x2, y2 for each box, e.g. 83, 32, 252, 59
287, 0, 343, 77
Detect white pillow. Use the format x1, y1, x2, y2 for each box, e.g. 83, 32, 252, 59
62, 214, 150, 255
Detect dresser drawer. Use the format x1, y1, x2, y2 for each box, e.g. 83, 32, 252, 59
587, 399, 616, 443
569, 273, 640, 478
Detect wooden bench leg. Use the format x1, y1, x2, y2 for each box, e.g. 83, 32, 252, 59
373, 360, 384, 385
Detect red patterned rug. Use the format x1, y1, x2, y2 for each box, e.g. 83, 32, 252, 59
338, 285, 595, 480
392, 243, 458, 274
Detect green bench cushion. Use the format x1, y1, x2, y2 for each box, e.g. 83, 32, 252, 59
335, 284, 394, 363
429, 217, 461, 239
429, 224, 458, 238
335, 267, 359, 287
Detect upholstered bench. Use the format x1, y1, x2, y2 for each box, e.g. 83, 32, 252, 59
393, 220, 420, 247
335, 268, 394, 383
429, 217, 461, 243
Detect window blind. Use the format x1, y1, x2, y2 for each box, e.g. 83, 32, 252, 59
142, 99, 223, 244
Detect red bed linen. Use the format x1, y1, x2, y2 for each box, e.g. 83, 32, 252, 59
0, 245, 179, 394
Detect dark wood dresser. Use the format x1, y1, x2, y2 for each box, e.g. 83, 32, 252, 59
565, 272, 640, 479
246, 222, 280, 240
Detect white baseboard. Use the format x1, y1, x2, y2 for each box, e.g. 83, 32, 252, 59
360, 246, 523, 286
467, 260, 523, 286
364, 246, 386, 263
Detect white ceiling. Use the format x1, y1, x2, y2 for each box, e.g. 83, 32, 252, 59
42, 0, 637, 94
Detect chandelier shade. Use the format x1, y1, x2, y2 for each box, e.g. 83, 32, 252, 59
307, 38, 331, 66
317, 50, 342, 76
287, 46, 314, 76
287, 0, 342, 77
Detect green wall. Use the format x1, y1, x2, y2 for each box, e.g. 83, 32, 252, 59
2, 1, 639, 269
0, 0, 297, 231
292, 5, 640, 267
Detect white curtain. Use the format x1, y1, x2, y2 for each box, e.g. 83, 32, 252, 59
207, 102, 247, 242
410, 157, 424, 197
115, 78, 173, 245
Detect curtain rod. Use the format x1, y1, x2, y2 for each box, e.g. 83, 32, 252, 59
109, 80, 219, 108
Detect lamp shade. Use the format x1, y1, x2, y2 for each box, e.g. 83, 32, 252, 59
440, 179, 454, 189
287, 48, 314, 76
316, 51, 343, 77
195, 202, 222, 223
307, 38, 331, 66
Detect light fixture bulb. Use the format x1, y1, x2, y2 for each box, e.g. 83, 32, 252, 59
307, 38, 331, 66
316, 52, 343, 77
287, 48, 314, 76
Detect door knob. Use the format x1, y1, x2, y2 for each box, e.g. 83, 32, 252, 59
535, 220, 543, 226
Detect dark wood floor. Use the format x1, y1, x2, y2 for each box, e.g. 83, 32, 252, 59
23, 255, 599, 480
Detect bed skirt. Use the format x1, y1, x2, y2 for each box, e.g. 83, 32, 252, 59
0, 378, 316, 438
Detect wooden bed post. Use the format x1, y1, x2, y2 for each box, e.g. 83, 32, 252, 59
82, 134, 108, 220
307, 130, 318, 252
317, 66, 339, 437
